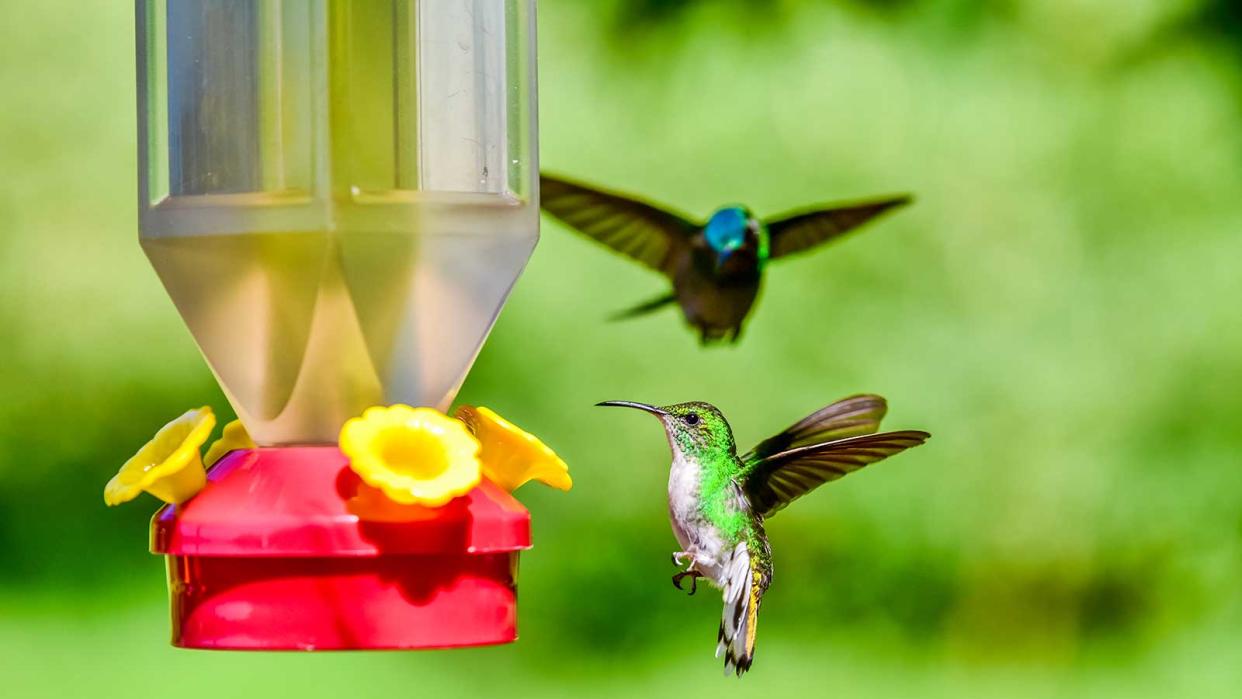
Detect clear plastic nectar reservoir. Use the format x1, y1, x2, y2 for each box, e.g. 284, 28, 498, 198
137, 1, 538, 445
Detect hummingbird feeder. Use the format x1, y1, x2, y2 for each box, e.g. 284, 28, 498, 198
129, 0, 545, 650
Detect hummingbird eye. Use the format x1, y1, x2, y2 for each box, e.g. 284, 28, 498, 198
684, 412, 700, 426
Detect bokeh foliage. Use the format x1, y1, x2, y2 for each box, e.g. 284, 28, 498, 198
2, 1, 1241, 697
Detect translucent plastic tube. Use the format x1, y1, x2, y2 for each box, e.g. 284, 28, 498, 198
136, 1, 539, 445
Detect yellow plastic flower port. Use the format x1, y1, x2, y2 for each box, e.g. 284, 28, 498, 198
340, 405, 482, 507
204, 419, 256, 467
455, 406, 572, 493
104, 407, 216, 506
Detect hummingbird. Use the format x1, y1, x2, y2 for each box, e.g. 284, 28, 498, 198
541, 173, 911, 344
597, 394, 929, 676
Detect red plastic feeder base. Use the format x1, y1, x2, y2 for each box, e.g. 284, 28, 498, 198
151, 447, 531, 650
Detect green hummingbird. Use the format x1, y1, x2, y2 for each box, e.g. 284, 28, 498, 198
541, 174, 911, 344
597, 394, 929, 676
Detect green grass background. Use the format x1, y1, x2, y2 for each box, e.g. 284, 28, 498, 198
2, 1, 1241, 697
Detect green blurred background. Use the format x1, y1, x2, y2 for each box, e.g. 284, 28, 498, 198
3, 0, 1241, 696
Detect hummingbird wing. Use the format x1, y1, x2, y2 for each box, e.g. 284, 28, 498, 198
764, 195, 911, 260
742, 394, 888, 465
609, 292, 678, 320
742, 430, 930, 518
540, 173, 698, 274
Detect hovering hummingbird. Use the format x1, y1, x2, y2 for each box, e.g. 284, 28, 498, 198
541, 174, 911, 343
597, 394, 929, 676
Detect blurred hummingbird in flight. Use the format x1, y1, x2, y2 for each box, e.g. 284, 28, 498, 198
597, 394, 929, 676
541, 174, 911, 344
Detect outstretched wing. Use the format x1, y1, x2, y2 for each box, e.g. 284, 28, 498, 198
540, 173, 699, 274
742, 394, 888, 466
743, 430, 930, 518
765, 195, 911, 260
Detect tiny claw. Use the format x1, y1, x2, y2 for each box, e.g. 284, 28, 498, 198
672, 570, 700, 595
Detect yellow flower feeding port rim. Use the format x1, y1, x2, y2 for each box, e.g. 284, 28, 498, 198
204, 419, 256, 467
340, 404, 483, 508
456, 406, 573, 493
104, 406, 215, 506
106, 402, 572, 512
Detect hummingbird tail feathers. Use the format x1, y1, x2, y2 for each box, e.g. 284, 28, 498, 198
609, 293, 676, 321
716, 543, 765, 677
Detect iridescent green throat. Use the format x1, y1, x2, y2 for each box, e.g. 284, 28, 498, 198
672, 428, 749, 544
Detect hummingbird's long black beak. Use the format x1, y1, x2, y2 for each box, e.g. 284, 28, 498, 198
596, 400, 668, 416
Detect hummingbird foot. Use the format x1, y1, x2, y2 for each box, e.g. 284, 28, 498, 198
672, 570, 703, 596
672, 551, 696, 567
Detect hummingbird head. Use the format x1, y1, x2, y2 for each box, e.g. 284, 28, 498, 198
596, 400, 736, 459
704, 206, 764, 270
